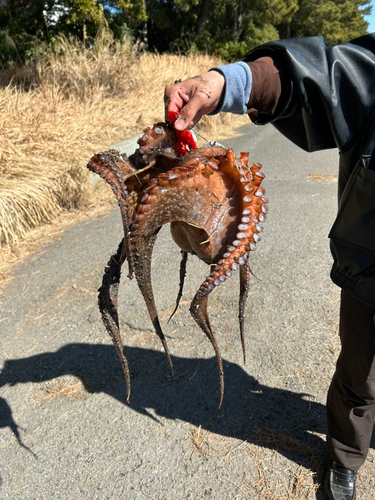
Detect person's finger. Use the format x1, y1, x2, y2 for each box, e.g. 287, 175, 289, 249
164, 83, 191, 123
164, 71, 225, 130
171, 83, 216, 130
174, 99, 204, 130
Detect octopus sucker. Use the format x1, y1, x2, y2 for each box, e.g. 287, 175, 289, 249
87, 122, 268, 407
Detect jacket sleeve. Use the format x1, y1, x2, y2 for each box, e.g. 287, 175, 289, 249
244, 34, 375, 153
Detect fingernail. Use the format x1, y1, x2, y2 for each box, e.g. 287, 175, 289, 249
175, 118, 185, 130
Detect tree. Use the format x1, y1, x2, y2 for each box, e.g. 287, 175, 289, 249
289, 0, 371, 44
266, 0, 299, 38
0, 0, 110, 66
0, 0, 371, 68
165, 0, 280, 59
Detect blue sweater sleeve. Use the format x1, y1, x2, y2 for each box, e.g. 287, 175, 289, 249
209, 61, 252, 115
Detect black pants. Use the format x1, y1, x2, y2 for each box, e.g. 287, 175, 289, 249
326, 290, 375, 471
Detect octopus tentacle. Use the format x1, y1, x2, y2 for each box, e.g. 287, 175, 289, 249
168, 250, 188, 323
239, 259, 251, 364
189, 294, 225, 408
98, 239, 132, 401
188, 159, 267, 403
87, 150, 135, 278
131, 227, 174, 375
190, 161, 267, 300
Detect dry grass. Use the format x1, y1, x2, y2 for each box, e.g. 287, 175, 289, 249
187, 426, 325, 499
307, 173, 338, 182
0, 30, 248, 278
31, 375, 91, 404
190, 426, 212, 458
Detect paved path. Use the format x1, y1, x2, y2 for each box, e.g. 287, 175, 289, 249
1, 124, 373, 499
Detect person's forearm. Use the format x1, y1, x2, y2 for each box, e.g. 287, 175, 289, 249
164, 54, 285, 130
210, 57, 282, 121
245, 57, 282, 121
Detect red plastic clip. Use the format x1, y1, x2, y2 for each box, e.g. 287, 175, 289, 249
168, 111, 197, 156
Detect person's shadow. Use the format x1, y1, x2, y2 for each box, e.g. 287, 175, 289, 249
0, 342, 334, 496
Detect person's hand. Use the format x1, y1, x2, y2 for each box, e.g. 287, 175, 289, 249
164, 71, 225, 131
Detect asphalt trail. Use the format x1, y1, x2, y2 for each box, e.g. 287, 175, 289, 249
1, 124, 373, 499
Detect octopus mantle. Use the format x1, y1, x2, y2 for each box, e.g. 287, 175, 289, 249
87, 122, 268, 407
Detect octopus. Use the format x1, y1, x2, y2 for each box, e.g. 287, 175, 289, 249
87, 122, 268, 407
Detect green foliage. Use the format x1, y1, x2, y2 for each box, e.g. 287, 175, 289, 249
0, 4, 50, 67
290, 0, 371, 44
0, 0, 371, 68
266, 0, 300, 26
166, 0, 281, 60
0, 0, 108, 67
57, 0, 108, 35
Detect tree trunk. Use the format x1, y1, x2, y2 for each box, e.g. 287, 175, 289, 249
226, 3, 237, 36
281, 22, 291, 39
197, 0, 211, 34
237, 0, 244, 39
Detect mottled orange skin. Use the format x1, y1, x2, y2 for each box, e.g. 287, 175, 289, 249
87, 122, 268, 407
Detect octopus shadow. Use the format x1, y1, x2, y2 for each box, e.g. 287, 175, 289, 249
0, 397, 36, 457
0, 343, 332, 467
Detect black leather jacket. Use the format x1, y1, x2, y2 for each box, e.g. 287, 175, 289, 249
245, 35, 375, 308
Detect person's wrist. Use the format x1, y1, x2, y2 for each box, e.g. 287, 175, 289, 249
208, 62, 252, 115
207, 70, 226, 112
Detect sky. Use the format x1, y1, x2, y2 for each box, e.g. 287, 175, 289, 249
366, 0, 375, 33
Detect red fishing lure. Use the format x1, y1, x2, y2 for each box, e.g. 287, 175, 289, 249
168, 111, 197, 156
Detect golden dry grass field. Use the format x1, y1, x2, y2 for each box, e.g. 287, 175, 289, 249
0, 30, 248, 283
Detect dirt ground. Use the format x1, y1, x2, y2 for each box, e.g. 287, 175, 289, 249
1, 124, 374, 499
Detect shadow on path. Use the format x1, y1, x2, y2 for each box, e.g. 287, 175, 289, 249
0, 397, 36, 457
0, 343, 328, 468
